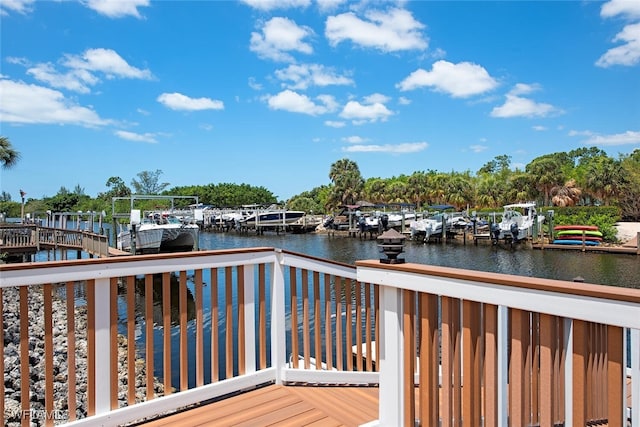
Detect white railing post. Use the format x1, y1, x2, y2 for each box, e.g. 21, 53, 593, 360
94, 277, 111, 414
497, 305, 509, 427
632, 328, 639, 427
378, 284, 404, 426
564, 318, 574, 427
271, 250, 287, 384
243, 265, 256, 374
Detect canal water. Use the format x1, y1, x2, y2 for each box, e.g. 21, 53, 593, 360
199, 231, 640, 288
33, 228, 639, 389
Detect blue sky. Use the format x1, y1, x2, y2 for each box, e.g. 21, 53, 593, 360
1, 0, 639, 202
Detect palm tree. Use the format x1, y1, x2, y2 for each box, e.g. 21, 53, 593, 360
0, 136, 21, 169
328, 159, 364, 209
551, 179, 582, 207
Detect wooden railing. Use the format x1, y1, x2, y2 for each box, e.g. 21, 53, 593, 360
0, 225, 109, 258
357, 260, 640, 427
0, 249, 638, 426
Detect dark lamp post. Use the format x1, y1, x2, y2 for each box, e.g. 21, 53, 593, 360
377, 228, 406, 264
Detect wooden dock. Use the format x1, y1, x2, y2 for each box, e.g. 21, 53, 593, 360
0, 224, 113, 261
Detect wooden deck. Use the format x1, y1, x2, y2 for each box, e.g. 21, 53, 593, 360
135, 384, 379, 427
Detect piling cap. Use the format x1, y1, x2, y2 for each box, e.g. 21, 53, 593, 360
377, 228, 406, 243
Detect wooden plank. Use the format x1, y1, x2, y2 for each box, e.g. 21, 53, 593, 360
162, 272, 172, 395
573, 319, 587, 425
403, 289, 415, 427
290, 267, 299, 369
194, 269, 204, 387
303, 269, 311, 369
140, 385, 379, 427
419, 293, 439, 427
607, 325, 624, 427
483, 304, 497, 427
144, 274, 155, 399
43, 284, 54, 426
237, 265, 245, 375
127, 276, 136, 401
110, 277, 120, 406
210, 268, 219, 383
314, 271, 322, 370
225, 266, 233, 379
509, 308, 527, 426
324, 273, 333, 371
539, 313, 555, 426
20, 286, 30, 427
259, 263, 267, 370
335, 277, 343, 371
462, 300, 481, 427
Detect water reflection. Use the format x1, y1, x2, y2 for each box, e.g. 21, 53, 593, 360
131, 273, 197, 327
199, 232, 640, 288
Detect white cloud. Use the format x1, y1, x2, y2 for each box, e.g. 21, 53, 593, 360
266, 89, 336, 115
317, 0, 346, 13
63, 48, 153, 80
326, 8, 427, 52
240, 0, 310, 11
601, 0, 640, 19
250, 17, 314, 62
577, 130, 640, 146
248, 77, 263, 91
0, 0, 34, 15
491, 84, 560, 118
596, 22, 640, 67
398, 96, 411, 105
469, 145, 488, 153
11, 49, 152, 93
26, 62, 99, 94
532, 125, 547, 131
115, 130, 157, 143
343, 142, 428, 154
343, 135, 368, 143
82, 0, 150, 18
339, 97, 393, 123
325, 120, 346, 128
274, 63, 353, 90
397, 60, 498, 98
157, 93, 224, 111
363, 93, 390, 104
0, 78, 110, 126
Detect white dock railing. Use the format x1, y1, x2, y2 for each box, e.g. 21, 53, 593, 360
0, 248, 638, 426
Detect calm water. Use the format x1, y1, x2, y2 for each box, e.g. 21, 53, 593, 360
25, 225, 638, 390
199, 231, 640, 288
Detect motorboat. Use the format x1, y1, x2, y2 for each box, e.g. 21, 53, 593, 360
112, 194, 202, 254
491, 202, 545, 244
409, 211, 470, 242
239, 205, 305, 228
117, 213, 200, 254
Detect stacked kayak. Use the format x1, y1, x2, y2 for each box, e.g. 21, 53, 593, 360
553, 225, 602, 246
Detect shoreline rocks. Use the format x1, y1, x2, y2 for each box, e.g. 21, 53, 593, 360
2, 285, 165, 426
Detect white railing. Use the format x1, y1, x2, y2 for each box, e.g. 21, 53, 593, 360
1, 249, 638, 426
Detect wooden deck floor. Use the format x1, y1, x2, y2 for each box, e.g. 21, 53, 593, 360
135, 384, 380, 427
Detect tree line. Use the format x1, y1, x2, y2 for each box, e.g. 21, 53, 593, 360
1, 136, 639, 221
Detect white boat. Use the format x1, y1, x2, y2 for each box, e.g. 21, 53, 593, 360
491, 202, 545, 243
240, 205, 305, 227
409, 211, 470, 242
113, 195, 202, 253
117, 214, 199, 254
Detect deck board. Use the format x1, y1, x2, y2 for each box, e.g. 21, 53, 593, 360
137, 384, 379, 427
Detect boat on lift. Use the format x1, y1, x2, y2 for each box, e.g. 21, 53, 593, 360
491, 202, 545, 244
